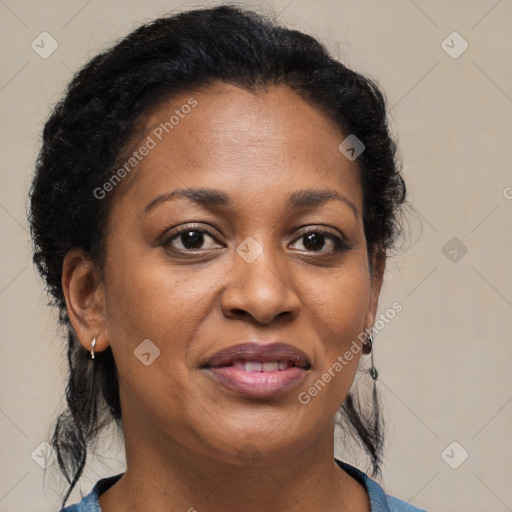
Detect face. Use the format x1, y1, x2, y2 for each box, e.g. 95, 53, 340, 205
75, 83, 384, 465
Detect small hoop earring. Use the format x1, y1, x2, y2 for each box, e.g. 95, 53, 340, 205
90, 337, 96, 360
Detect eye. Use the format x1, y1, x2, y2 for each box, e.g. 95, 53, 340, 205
163, 226, 222, 251
290, 229, 350, 253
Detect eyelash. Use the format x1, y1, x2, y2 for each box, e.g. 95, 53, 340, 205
163, 225, 352, 254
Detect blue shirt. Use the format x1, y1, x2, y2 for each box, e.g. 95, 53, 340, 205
60, 459, 428, 511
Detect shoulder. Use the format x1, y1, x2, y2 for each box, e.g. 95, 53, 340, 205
58, 473, 124, 512
335, 459, 428, 512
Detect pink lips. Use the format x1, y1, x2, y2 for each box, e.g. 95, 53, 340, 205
202, 342, 311, 398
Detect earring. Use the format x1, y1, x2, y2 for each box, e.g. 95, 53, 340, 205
362, 332, 373, 354
90, 337, 96, 360
363, 332, 379, 381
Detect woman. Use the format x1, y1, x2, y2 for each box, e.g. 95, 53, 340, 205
29, 5, 426, 511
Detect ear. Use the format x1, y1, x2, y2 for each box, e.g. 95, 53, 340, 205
61, 247, 109, 355
365, 249, 386, 330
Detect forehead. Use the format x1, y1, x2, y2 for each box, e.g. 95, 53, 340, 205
111, 82, 362, 213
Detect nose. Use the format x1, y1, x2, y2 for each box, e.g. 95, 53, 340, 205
220, 242, 301, 325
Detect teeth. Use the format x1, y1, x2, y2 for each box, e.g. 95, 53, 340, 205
278, 360, 288, 370
232, 359, 292, 372
245, 361, 262, 372
233, 359, 246, 370
262, 361, 279, 372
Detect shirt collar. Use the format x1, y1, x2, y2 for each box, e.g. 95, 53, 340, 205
335, 459, 391, 512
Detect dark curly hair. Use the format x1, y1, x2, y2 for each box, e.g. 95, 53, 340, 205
28, 4, 406, 507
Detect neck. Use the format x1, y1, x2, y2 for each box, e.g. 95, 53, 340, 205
99, 412, 370, 512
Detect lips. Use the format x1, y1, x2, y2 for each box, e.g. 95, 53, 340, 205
203, 342, 311, 370
202, 342, 311, 398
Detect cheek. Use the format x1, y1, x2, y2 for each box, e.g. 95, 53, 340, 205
302, 261, 371, 401
102, 239, 228, 373
105, 235, 199, 327
102, 251, 217, 419
310, 262, 371, 343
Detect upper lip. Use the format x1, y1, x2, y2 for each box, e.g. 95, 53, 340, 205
203, 342, 311, 369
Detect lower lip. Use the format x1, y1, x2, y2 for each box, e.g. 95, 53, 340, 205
205, 366, 307, 398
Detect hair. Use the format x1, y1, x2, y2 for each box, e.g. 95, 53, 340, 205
28, 4, 406, 507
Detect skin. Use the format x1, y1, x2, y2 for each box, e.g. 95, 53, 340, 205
62, 82, 385, 512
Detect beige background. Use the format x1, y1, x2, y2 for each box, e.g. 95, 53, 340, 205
1, 0, 511, 511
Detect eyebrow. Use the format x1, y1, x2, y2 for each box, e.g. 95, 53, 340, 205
143, 187, 359, 219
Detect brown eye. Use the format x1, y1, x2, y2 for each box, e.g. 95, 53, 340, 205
302, 232, 329, 251
164, 227, 222, 251
290, 230, 350, 253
